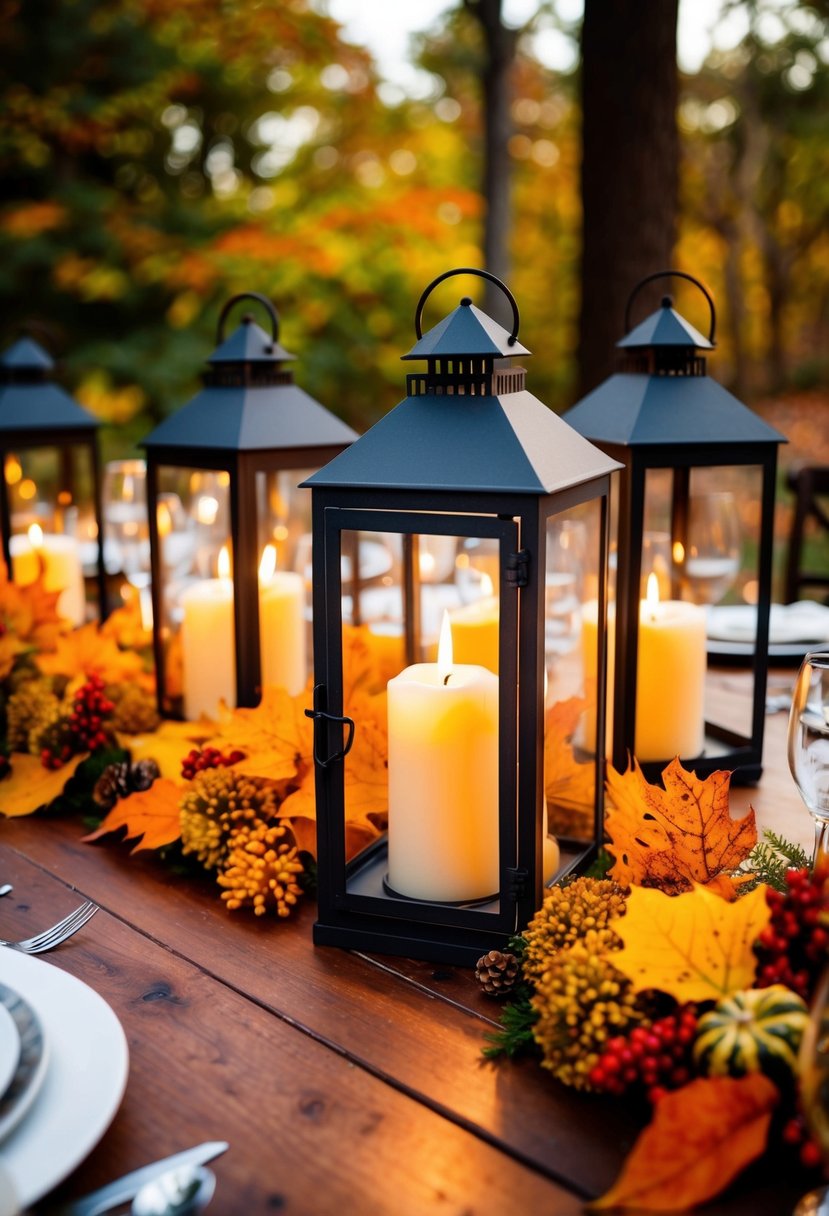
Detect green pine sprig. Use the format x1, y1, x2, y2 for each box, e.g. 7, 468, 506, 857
482, 984, 539, 1060
743, 829, 810, 893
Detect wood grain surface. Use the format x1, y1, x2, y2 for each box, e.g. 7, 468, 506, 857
0, 683, 819, 1215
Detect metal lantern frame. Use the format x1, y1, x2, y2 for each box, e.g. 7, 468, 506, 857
0, 333, 106, 619
305, 269, 620, 965
564, 271, 785, 784
142, 292, 357, 714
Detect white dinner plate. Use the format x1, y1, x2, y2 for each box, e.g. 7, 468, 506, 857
0, 950, 129, 1207
0, 983, 47, 1144
707, 602, 829, 646
0, 1004, 19, 1106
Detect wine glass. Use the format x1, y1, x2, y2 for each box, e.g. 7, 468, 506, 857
788, 652, 829, 868
682, 491, 742, 604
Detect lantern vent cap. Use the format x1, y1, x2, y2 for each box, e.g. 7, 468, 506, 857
616, 298, 714, 352
0, 336, 55, 374
402, 299, 530, 360
208, 315, 296, 365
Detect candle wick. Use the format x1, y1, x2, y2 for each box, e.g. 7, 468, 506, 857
443, 673, 451, 686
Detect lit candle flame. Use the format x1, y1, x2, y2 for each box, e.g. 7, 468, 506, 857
646, 571, 660, 620
196, 495, 219, 526
437, 610, 453, 683
28, 523, 43, 549
218, 544, 231, 582
259, 543, 277, 583
480, 572, 494, 598
672, 540, 685, 564
157, 501, 173, 538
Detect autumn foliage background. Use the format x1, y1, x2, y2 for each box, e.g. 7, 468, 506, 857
0, 0, 828, 541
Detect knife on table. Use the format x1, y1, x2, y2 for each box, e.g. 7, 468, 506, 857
49, 1141, 228, 1216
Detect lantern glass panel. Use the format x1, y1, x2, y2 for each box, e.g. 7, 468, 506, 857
254, 468, 315, 582
155, 464, 232, 719
6, 444, 95, 627
545, 498, 602, 849
329, 514, 517, 922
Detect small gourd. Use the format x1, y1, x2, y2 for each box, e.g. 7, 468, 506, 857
693, 984, 809, 1083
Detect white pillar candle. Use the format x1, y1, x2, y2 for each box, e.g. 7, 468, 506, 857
582, 575, 707, 762
387, 612, 499, 903
181, 547, 235, 720
10, 525, 85, 626
258, 544, 306, 696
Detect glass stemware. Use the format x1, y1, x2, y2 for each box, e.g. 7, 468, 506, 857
683, 490, 742, 605
788, 652, 829, 868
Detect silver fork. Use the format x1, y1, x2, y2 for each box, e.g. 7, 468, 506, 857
0, 899, 97, 954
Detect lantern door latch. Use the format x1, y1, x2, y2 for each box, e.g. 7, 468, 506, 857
505, 549, 529, 588
305, 684, 355, 769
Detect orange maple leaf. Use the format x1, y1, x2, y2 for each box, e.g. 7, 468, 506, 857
544, 696, 596, 838
605, 757, 757, 897
82, 778, 183, 853
36, 622, 150, 688
590, 1074, 777, 1212
0, 752, 90, 817
0, 559, 66, 652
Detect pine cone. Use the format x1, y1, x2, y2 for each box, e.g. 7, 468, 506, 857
475, 950, 520, 996
92, 761, 131, 810
131, 757, 160, 792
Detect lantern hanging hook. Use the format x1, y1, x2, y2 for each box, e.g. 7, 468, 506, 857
413, 267, 520, 345
624, 270, 716, 345
216, 292, 281, 348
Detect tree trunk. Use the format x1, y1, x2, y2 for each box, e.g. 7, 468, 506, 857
467, 0, 517, 324
577, 0, 679, 397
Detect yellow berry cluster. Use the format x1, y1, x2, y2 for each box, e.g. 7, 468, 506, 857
179, 768, 278, 869
217, 822, 304, 918
522, 876, 627, 983
7, 681, 60, 753
530, 927, 647, 1090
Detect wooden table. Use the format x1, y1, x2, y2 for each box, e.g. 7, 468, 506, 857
0, 677, 816, 1215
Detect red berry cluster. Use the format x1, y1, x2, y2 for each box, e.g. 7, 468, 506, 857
782, 1111, 825, 1170
41, 741, 73, 771
181, 746, 245, 781
754, 868, 828, 1000
588, 1005, 699, 1103
69, 674, 114, 751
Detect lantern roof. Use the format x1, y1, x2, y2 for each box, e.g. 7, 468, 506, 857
402, 297, 530, 360
208, 316, 296, 365
0, 336, 99, 433
563, 372, 784, 448
617, 297, 714, 351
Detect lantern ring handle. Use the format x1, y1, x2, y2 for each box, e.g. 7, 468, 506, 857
624, 270, 716, 345
304, 703, 355, 769
414, 267, 520, 345
216, 292, 280, 346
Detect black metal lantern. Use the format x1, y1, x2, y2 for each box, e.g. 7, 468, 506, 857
142, 293, 357, 719
564, 270, 785, 784
305, 269, 620, 965
0, 333, 106, 625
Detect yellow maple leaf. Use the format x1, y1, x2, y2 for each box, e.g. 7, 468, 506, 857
590, 1074, 777, 1212
0, 752, 90, 817
210, 684, 311, 783
605, 757, 757, 896
82, 778, 183, 852
120, 718, 216, 781
36, 622, 150, 687
610, 883, 770, 1002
